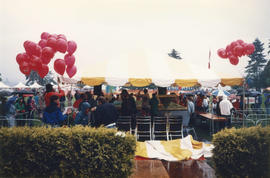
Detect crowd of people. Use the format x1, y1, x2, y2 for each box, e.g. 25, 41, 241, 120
1, 84, 270, 130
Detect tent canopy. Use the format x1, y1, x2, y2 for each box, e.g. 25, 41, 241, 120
0, 82, 10, 88
13, 82, 27, 88
81, 51, 244, 88
29, 82, 43, 89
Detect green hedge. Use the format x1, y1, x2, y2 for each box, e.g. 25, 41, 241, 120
212, 126, 270, 178
0, 126, 136, 178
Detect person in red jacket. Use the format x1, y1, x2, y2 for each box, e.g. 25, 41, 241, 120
44, 84, 65, 107
73, 93, 85, 110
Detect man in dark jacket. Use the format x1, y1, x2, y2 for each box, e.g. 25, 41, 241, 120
92, 96, 118, 127
43, 95, 69, 126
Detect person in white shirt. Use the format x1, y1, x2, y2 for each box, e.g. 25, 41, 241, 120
183, 96, 195, 128
219, 96, 233, 127
202, 95, 209, 112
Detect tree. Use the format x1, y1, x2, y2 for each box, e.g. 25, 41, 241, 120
245, 38, 267, 90
168, 49, 182, 59
25, 71, 57, 86
260, 60, 270, 88
268, 39, 270, 54
0, 73, 2, 82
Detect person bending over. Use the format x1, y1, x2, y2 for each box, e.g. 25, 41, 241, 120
92, 96, 118, 127
43, 95, 70, 127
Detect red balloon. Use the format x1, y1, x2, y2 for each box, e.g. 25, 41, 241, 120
54, 59, 66, 75
233, 45, 244, 57
22, 53, 31, 63
48, 34, 58, 39
57, 34, 67, 41
16, 53, 25, 65
47, 37, 58, 50
41, 47, 55, 60
30, 56, 42, 71
16, 53, 30, 65
38, 39, 47, 49
236, 39, 244, 45
225, 45, 232, 53
67, 41, 77, 55
56, 39, 68, 53
230, 41, 238, 49
217, 49, 228, 59
241, 42, 248, 48
66, 65, 77, 78
23, 40, 30, 49
41, 32, 50, 40
24, 41, 37, 56
19, 62, 31, 75
229, 55, 239, 65
245, 43, 255, 55
38, 64, 49, 78
33, 45, 42, 57
41, 56, 51, 65
64, 54, 75, 67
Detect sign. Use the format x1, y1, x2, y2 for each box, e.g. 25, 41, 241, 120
244, 97, 255, 104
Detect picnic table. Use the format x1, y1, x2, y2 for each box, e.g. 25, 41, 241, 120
198, 112, 226, 134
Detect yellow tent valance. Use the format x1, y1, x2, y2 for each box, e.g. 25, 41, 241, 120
81, 77, 105, 86
174, 79, 198, 87
221, 78, 244, 86
128, 78, 152, 87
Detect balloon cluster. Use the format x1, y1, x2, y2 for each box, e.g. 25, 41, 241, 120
16, 32, 77, 78
217, 40, 255, 65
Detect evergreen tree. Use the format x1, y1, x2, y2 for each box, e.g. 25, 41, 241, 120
268, 39, 270, 54
25, 71, 57, 86
245, 38, 267, 89
260, 60, 270, 88
0, 73, 2, 82
168, 49, 182, 59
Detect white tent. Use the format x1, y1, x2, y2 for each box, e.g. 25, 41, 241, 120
13, 82, 27, 88
0, 81, 10, 88
81, 50, 244, 87
29, 82, 43, 88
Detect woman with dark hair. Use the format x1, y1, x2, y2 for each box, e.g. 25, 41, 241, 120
43, 95, 70, 126
44, 84, 65, 107
15, 97, 27, 126
15, 97, 26, 116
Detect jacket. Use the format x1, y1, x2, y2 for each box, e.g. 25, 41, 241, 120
75, 102, 90, 126
94, 103, 118, 127
43, 103, 67, 126
44, 90, 65, 107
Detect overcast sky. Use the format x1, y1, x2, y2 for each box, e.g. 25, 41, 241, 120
0, 0, 269, 85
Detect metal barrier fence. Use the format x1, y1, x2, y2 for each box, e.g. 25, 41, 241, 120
231, 110, 270, 128
0, 116, 43, 127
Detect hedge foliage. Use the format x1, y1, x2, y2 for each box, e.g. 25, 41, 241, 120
0, 126, 136, 178
212, 126, 270, 178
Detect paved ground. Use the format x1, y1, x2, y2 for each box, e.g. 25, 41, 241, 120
131, 160, 216, 178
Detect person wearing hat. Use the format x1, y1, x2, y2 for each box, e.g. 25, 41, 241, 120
75, 101, 91, 126
44, 84, 65, 107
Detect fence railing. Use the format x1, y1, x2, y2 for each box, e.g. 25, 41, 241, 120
0, 116, 43, 127
231, 110, 270, 128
